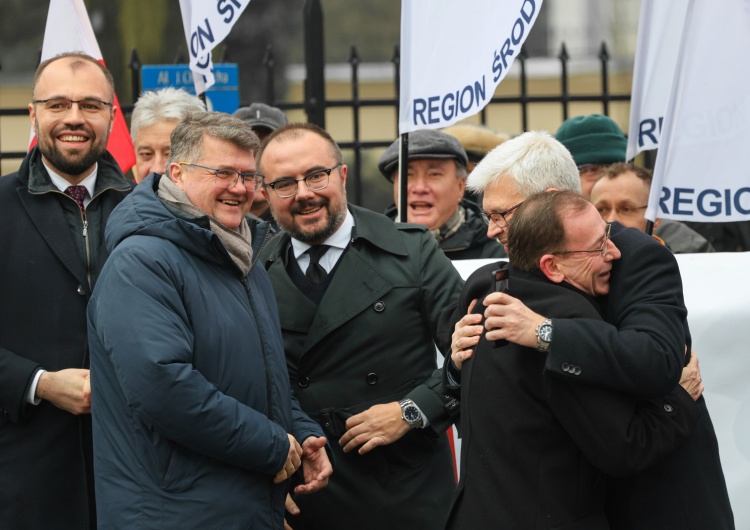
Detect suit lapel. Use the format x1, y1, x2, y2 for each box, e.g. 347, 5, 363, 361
268, 257, 320, 332
18, 189, 89, 289
303, 245, 392, 351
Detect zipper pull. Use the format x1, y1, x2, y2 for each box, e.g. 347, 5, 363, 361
82, 219, 88, 238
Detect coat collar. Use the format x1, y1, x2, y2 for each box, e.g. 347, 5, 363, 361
264, 203, 414, 268
347, 204, 411, 257
24, 146, 131, 197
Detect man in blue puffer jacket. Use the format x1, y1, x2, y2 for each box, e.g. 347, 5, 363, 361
88, 112, 331, 529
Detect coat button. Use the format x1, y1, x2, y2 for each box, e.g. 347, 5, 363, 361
77, 285, 86, 296
573, 366, 581, 375
664, 404, 674, 413
366, 372, 379, 385
373, 301, 385, 312
298, 376, 310, 388
562, 362, 570, 372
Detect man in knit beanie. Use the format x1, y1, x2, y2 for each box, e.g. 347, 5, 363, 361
554, 114, 627, 199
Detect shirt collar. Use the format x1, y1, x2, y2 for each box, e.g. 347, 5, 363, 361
44, 160, 98, 198
291, 207, 355, 260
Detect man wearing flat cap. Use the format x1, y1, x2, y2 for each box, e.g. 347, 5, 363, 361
233, 103, 288, 228
378, 129, 506, 260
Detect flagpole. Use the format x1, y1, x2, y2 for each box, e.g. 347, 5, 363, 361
397, 133, 409, 223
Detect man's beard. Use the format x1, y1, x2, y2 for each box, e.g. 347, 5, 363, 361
37, 124, 107, 177
275, 194, 347, 245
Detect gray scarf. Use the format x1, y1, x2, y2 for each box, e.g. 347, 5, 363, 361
158, 176, 253, 276
431, 205, 466, 243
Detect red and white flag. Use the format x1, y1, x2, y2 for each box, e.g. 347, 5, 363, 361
32, 0, 135, 174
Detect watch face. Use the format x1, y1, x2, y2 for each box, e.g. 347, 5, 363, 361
403, 405, 421, 423
539, 324, 553, 342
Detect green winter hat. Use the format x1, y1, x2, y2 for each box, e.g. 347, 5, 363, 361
554, 114, 627, 166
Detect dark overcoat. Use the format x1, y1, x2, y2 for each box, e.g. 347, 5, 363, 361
260, 204, 463, 530
444, 264, 700, 530
531, 224, 734, 529
0, 147, 131, 528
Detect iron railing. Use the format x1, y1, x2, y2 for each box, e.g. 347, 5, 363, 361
0, 0, 632, 206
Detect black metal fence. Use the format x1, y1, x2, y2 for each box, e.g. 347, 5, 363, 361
0, 0, 632, 207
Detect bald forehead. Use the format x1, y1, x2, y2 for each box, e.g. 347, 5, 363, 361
35, 57, 113, 99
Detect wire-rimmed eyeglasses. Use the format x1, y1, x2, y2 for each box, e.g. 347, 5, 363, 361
552, 223, 612, 257
481, 201, 525, 229
32, 97, 113, 118
177, 162, 261, 191
262, 163, 341, 198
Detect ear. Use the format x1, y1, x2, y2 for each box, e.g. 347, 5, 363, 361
260, 188, 270, 201
108, 104, 118, 135
457, 177, 467, 202
653, 217, 662, 231
167, 163, 185, 187
28, 103, 36, 129
339, 164, 348, 186
539, 254, 566, 284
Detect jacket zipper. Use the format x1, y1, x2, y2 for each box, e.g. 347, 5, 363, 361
241, 277, 279, 530
241, 278, 274, 421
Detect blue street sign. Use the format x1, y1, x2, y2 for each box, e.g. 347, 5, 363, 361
140, 64, 240, 114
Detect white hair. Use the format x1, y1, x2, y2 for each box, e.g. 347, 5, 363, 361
130, 87, 206, 142
467, 130, 581, 196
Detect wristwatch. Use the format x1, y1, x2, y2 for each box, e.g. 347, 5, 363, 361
535, 318, 553, 352
399, 398, 424, 429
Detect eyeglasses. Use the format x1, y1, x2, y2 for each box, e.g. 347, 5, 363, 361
177, 162, 261, 191
32, 97, 113, 118
596, 204, 648, 218
262, 163, 341, 198
481, 201, 525, 229
552, 223, 612, 258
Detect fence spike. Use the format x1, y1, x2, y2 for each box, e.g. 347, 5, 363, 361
173, 48, 185, 64
558, 42, 569, 61
128, 49, 141, 70
262, 45, 275, 69
599, 41, 610, 61
348, 45, 360, 66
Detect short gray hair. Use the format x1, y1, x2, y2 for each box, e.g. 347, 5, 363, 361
467, 131, 581, 196
130, 87, 206, 142
167, 112, 259, 172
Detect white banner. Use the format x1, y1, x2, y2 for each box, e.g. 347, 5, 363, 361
453, 253, 750, 529
625, 0, 689, 161
648, 0, 750, 223
399, 0, 543, 134
178, 0, 250, 95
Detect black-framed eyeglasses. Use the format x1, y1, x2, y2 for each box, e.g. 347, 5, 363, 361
32, 97, 113, 118
552, 223, 612, 258
596, 204, 648, 218
481, 201, 525, 229
262, 163, 341, 198
177, 162, 261, 191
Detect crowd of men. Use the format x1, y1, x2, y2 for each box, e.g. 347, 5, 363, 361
0, 52, 737, 529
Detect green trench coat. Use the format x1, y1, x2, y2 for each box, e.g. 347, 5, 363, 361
260, 204, 463, 530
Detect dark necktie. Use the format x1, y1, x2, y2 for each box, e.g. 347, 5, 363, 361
306, 245, 330, 283
64, 185, 87, 212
